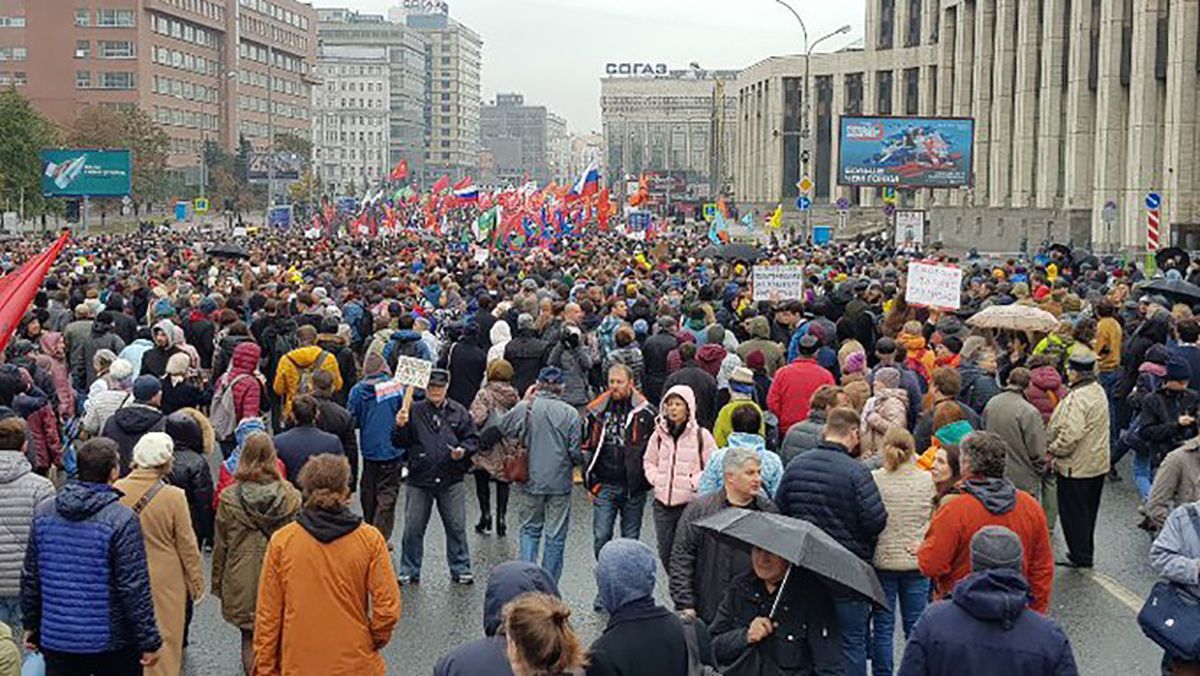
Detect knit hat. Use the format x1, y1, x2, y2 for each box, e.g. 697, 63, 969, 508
633, 319, 649, 336
934, 420, 974, 447
970, 525, 1025, 572
843, 351, 867, 375
1166, 357, 1192, 383
537, 366, 564, 385
706, 325, 726, 345
517, 313, 536, 331
797, 334, 820, 356
166, 352, 190, 377
133, 375, 161, 402
132, 432, 174, 469
595, 538, 657, 614
109, 358, 133, 383
746, 350, 766, 371
875, 366, 901, 390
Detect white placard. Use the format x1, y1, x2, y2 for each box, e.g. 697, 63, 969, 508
473, 248, 490, 264
393, 356, 433, 388
232, 226, 247, 238
894, 209, 925, 247
906, 262, 961, 310
752, 265, 805, 302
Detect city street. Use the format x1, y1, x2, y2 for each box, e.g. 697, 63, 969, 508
182, 452, 1165, 676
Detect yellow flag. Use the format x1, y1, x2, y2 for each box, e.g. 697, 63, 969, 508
767, 204, 782, 229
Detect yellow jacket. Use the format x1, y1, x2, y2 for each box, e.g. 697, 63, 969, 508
273, 345, 343, 420
1093, 317, 1122, 372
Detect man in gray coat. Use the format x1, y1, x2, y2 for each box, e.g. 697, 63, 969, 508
0, 418, 54, 630
492, 366, 583, 583
983, 367, 1052, 519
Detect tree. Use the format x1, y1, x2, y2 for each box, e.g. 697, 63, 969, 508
288, 170, 322, 216
0, 87, 59, 216
273, 131, 312, 161
68, 105, 170, 210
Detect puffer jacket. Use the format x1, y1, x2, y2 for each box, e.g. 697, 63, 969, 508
210, 333, 255, 382
101, 403, 166, 476
165, 409, 216, 546
272, 345, 343, 422
779, 409, 826, 466
775, 441, 888, 561
1025, 366, 1067, 424
348, 373, 405, 463
1047, 377, 1111, 479
216, 342, 263, 424
0, 452, 54, 597
22, 481, 162, 654
860, 387, 909, 461
211, 479, 301, 629
643, 385, 717, 507
9, 385, 61, 472
872, 461, 935, 571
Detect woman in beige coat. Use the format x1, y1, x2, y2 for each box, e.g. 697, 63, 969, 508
115, 432, 205, 676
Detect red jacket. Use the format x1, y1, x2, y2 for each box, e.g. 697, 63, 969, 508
217, 342, 262, 422
767, 358, 835, 434
917, 477, 1054, 613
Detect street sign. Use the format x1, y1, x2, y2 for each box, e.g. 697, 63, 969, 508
883, 204, 896, 218
837, 210, 849, 231
194, 198, 210, 214
1146, 193, 1162, 210
797, 176, 813, 194
796, 196, 812, 211
882, 187, 898, 205
836, 197, 850, 211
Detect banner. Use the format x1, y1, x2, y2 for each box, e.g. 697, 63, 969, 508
894, 209, 925, 247
838, 116, 974, 188
752, 265, 805, 302
41, 150, 131, 197
0, 232, 70, 355
905, 262, 961, 310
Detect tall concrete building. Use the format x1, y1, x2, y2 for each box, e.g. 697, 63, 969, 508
480, 93, 549, 186
398, 2, 481, 184
546, 111, 570, 183
601, 66, 739, 202
311, 42, 389, 194
315, 7, 426, 188
6, 0, 317, 181
734, 0, 1200, 253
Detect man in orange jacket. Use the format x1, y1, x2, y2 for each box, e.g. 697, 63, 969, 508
917, 431, 1054, 613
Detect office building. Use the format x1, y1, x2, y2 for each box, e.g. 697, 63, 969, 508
546, 111, 570, 183
311, 41, 389, 194
480, 93, 549, 186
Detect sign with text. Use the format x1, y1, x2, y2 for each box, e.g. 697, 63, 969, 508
894, 209, 926, 247
906, 262, 962, 310
838, 116, 974, 188
752, 265, 805, 302
41, 149, 132, 197
393, 356, 433, 389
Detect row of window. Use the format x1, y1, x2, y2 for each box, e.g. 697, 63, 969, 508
322, 97, 386, 110
0, 47, 26, 62
317, 64, 386, 78
75, 71, 136, 90
74, 41, 135, 59
325, 79, 385, 93
153, 75, 219, 104
0, 71, 26, 86
159, 0, 225, 23
238, 42, 308, 75
316, 115, 386, 128
238, 0, 310, 32
237, 94, 309, 120
150, 14, 220, 51
316, 131, 386, 146
240, 14, 309, 52
152, 45, 219, 77
170, 137, 206, 157
75, 9, 136, 28
154, 105, 219, 131
0, 16, 24, 28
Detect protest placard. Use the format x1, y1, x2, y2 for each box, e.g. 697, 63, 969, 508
376, 357, 434, 409
906, 261, 961, 310
752, 265, 805, 302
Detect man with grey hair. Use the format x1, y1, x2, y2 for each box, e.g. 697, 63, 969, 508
899, 526, 1079, 675
669, 444, 777, 624
917, 431, 1054, 614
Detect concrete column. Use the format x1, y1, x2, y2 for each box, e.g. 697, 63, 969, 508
921, 0, 938, 45
1010, 0, 1040, 207
896, 0, 912, 49
950, 1, 974, 207
1162, 0, 1200, 229
865, 0, 880, 53
1064, 0, 1096, 210
989, 0, 1017, 206
1091, 0, 1130, 249
1036, 0, 1069, 209
1123, 0, 1167, 249
861, 70, 878, 207
933, 6, 957, 207
830, 75, 849, 204
971, 0, 995, 206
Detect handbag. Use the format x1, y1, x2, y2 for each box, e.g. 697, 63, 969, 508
1138, 504, 1200, 661
502, 403, 532, 484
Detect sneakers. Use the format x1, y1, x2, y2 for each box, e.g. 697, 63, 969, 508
452, 573, 475, 585
397, 575, 419, 586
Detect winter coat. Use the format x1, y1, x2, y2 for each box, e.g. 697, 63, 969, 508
317, 334, 358, 406
210, 333, 254, 382
101, 403, 166, 476
604, 346, 646, 388
958, 360, 1002, 413
504, 332, 549, 398
582, 390, 656, 492
22, 481, 162, 655
1139, 386, 1200, 462
316, 395, 360, 489
1046, 377, 1111, 479
63, 319, 93, 389
984, 388, 1049, 498
273, 345, 343, 422
669, 490, 778, 623
547, 341, 593, 406
35, 333, 74, 419
348, 374, 405, 464
164, 411, 216, 546
737, 317, 786, 376
118, 338, 154, 379
1151, 502, 1200, 599
767, 358, 836, 435
115, 468, 205, 676
274, 425, 345, 485
215, 342, 264, 425
253, 511, 401, 676
709, 570, 842, 674
382, 328, 434, 368
872, 461, 935, 571
10, 387, 61, 473
1119, 312, 1170, 398
917, 477, 1054, 613
842, 371, 872, 413
1024, 366, 1067, 424
870, 361, 925, 426
392, 397, 479, 489
776, 441, 888, 561
0, 452, 53, 597
713, 398, 766, 449
82, 387, 132, 436
486, 321, 512, 365
443, 339, 487, 408
160, 375, 211, 416
1145, 437, 1200, 529
860, 387, 909, 461
643, 385, 718, 507
469, 382, 522, 480
492, 391, 581, 495
913, 400, 981, 455
662, 366, 719, 430
641, 332, 680, 404
211, 479, 301, 629
588, 602, 701, 676
780, 409, 826, 466
183, 313, 216, 369
899, 569, 1078, 676
698, 432, 784, 498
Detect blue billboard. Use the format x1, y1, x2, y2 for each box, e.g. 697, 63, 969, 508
838, 116, 974, 188
41, 149, 132, 197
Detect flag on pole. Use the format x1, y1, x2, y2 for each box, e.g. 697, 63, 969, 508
767, 204, 783, 229
473, 206, 499, 243
567, 159, 600, 199
388, 159, 409, 181
0, 231, 70, 355
452, 176, 479, 201
431, 174, 451, 194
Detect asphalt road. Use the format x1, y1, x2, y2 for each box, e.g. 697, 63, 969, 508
182, 452, 1166, 675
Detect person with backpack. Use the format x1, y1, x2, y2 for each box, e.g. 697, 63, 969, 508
383, 315, 434, 373
212, 343, 264, 459
1134, 358, 1199, 502
273, 326, 342, 425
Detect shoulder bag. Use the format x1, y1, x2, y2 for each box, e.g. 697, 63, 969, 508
1138, 504, 1200, 661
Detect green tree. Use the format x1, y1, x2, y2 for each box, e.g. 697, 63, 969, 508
288, 169, 322, 214
0, 87, 59, 216
68, 105, 170, 210
273, 131, 312, 161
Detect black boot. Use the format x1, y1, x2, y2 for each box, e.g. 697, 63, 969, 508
496, 516, 507, 536
475, 513, 492, 534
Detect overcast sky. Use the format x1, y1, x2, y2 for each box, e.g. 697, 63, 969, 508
340, 0, 865, 134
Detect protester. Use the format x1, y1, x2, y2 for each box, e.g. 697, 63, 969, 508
502, 592, 587, 676
712, 366, 766, 448
504, 314, 550, 398
913, 367, 982, 452
860, 366, 910, 464
698, 404, 783, 498
1144, 436, 1200, 531
273, 394, 345, 485
101, 374, 167, 475
160, 352, 210, 415
211, 342, 263, 458
983, 367, 1052, 513
273, 325, 343, 423
779, 384, 845, 464
641, 316, 680, 404
662, 343, 718, 429
1149, 500, 1200, 674
164, 408, 216, 549
0, 418, 54, 631
469, 359, 522, 536
768, 334, 836, 435
349, 353, 405, 542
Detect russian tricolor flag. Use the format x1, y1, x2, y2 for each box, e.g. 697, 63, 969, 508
568, 159, 600, 198
452, 176, 479, 200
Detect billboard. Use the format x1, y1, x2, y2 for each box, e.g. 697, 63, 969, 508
41, 149, 132, 197
838, 116, 974, 188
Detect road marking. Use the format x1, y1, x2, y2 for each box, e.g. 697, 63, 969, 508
1074, 569, 1144, 613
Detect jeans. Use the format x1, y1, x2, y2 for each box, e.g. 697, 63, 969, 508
870, 571, 930, 676
591, 484, 647, 558
0, 597, 19, 635
835, 598, 871, 676
1133, 452, 1156, 501
400, 481, 471, 578
652, 501, 687, 572
362, 458, 403, 541
516, 489, 571, 582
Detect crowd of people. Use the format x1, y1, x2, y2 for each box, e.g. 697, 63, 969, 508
0, 221, 1195, 675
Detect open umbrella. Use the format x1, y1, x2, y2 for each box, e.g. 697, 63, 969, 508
1156, 247, 1191, 272
1045, 243, 1072, 260
716, 242, 764, 262
696, 244, 722, 259
1140, 278, 1200, 304
694, 508, 885, 607
966, 305, 1061, 333
206, 243, 250, 260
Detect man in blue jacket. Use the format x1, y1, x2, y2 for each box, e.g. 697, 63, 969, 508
21, 437, 162, 675
349, 353, 406, 544
392, 368, 479, 585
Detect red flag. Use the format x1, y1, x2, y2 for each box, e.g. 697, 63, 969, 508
597, 188, 611, 231
431, 174, 451, 194
0, 231, 70, 355
389, 159, 409, 181
452, 175, 473, 192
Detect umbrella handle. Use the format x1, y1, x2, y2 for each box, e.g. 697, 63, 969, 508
768, 564, 793, 621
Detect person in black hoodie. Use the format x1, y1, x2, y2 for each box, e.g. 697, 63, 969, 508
211, 320, 255, 382
316, 318, 357, 406
433, 561, 560, 676
662, 343, 718, 430
164, 408, 215, 548
641, 316, 680, 405
311, 371, 360, 492
104, 294, 138, 347
101, 375, 167, 476
183, 296, 217, 371
503, 314, 549, 398
442, 322, 488, 407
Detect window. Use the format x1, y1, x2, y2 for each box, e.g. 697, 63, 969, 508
13, 72, 25, 86
99, 71, 135, 89
75, 40, 90, 58
0, 17, 25, 28
75, 10, 90, 26
99, 41, 135, 58
76, 70, 91, 88
97, 9, 135, 27
0, 47, 25, 61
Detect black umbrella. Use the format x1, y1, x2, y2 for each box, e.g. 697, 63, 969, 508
694, 508, 886, 606
206, 243, 250, 260
1156, 247, 1191, 272
696, 244, 722, 259
1140, 278, 1200, 304
1071, 248, 1099, 271
1046, 243, 1072, 260
715, 242, 763, 262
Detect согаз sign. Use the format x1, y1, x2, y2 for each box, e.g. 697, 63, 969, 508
605, 63, 668, 76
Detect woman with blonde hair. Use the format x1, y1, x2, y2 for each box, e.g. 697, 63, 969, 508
503, 592, 587, 676
212, 432, 301, 675
870, 427, 935, 675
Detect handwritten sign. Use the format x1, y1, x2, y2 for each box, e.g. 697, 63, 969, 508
752, 265, 805, 302
906, 262, 961, 310
394, 356, 433, 389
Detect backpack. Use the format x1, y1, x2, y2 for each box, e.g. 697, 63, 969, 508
387, 337, 426, 372
290, 351, 329, 397
211, 373, 253, 441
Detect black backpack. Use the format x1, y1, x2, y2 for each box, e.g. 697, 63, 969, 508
387, 337, 426, 372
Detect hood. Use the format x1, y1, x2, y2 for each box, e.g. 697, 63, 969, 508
231, 481, 299, 531
658, 384, 700, 431
281, 345, 324, 368
1030, 366, 1063, 390
484, 381, 521, 410
388, 329, 424, 345
951, 568, 1030, 626
317, 333, 347, 348
231, 341, 262, 374
56, 481, 121, 521
0, 451, 32, 484
962, 477, 1017, 515
747, 316, 770, 339
297, 506, 362, 544
695, 343, 727, 376
38, 333, 65, 360
726, 431, 766, 453
489, 320, 512, 347
91, 320, 114, 338
483, 561, 560, 635
898, 332, 927, 352
111, 404, 164, 435
165, 408, 213, 455
596, 539, 657, 614
153, 319, 178, 349
876, 387, 909, 404
934, 419, 974, 447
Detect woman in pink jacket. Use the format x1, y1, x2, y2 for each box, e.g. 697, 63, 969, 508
643, 384, 717, 569
36, 332, 75, 420
1023, 353, 1067, 424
